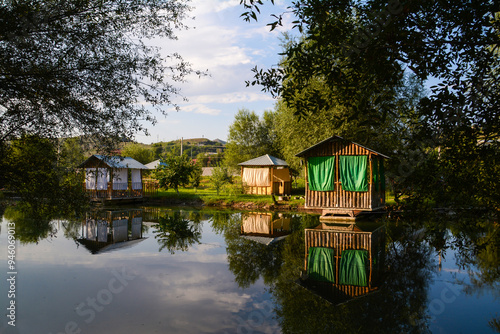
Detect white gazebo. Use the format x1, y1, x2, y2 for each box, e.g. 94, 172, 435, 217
79, 155, 151, 200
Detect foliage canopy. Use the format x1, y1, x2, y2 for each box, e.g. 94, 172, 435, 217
240, 0, 500, 211
0, 0, 198, 148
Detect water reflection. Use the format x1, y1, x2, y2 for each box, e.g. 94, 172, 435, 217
272, 222, 435, 333
0, 206, 498, 333
210, 211, 299, 288
298, 221, 386, 305
2, 205, 57, 244
76, 209, 146, 254
240, 212, 292, 245
152, 211, 202, 254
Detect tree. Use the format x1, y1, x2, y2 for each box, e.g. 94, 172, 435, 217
209, 165, 232, 196
224, 108, 280, 168
189, 160, 203, 189
121, 143, 154, 165
151, 143, 165, 160
3, 135, 87, 216
241, 0, 500, 211
153, 152, 197, 194
58, 137, 86, 169
0, 0, 199, 149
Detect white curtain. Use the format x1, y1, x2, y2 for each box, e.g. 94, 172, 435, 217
131, 169, 142, 190
96, 168, 108, 190
85, 168, 96, 189
112, 219, 128, 242
97, 220, 108, 242
112, 168, 128, 190
86, 219, 96, 240
131, 217, 142, 239
242, 168, 270, 187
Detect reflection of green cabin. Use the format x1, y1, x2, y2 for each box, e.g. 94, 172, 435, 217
296, 136, 389, 218
238, 154, 292, 196
79, 155, 157, 201
300, 223, 385, 304
77, 209, 145, 254
240, 212, 292, 245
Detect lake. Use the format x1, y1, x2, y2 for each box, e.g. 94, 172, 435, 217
0, 207, 498, 333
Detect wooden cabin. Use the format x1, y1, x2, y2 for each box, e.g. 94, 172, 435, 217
239, 154, 292, 196
79, 155, 157, 201
300, 223, 385, 304
295, 136, 389, 218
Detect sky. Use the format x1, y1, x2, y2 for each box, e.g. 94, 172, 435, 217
134, 0, 293, 144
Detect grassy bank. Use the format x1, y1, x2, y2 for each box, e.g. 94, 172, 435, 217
147, 177, 397, 210
147, 177, 307, 209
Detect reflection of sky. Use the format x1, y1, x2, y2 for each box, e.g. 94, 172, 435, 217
0, 216, 280, 334
427, 246, 498, 334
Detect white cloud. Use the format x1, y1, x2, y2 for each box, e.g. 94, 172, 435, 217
187, 92, 274, 104
181, 103, 222, 115
140, 0, 289, 142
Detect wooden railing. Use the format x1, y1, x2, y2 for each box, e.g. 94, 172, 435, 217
84, 181, 159, 200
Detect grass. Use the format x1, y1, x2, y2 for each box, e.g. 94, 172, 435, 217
149, 176, 396, 210
149, 176, 306, 208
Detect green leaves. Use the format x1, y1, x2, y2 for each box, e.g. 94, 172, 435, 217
0, 0, 196, 147
153, 151, 198, 194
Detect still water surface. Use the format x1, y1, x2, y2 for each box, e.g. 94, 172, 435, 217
0, 207, 498, 333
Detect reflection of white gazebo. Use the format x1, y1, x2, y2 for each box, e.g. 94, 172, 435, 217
240, 213, 291, 245
78, 210, 146, 254
79, 155, 151, 200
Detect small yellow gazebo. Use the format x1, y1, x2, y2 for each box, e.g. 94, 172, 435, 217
238, 154, 292, 196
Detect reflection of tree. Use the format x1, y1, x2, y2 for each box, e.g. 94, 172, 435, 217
211, 211, 307, 289
446, 217, 500, 296
227, 234, 283, 288
61, 217, 85, 244
153, 212, 201, 254
490, 316, 500, 333
408, 213, 500, 298
271, 222, 434, 333
3, 205, 57, 244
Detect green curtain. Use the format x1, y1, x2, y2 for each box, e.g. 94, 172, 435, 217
373, 158, 379, 191
307, 247, 336, 283
339, 249, 369, 287
339, 155, 368, 192
307, 156, 335, 191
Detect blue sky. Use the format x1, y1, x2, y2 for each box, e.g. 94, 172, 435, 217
135, 0, 293, 144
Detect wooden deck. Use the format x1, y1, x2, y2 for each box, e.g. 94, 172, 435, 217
85, 181, 159, 201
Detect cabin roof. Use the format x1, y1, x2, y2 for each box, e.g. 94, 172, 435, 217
144, 159, 167, 170
238, 154, 289, 167
295, 135, 390, 159
78, 155, 149, 169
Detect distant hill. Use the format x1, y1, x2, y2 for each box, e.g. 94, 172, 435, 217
213, 138, 227, 145
161, 138, 225, 146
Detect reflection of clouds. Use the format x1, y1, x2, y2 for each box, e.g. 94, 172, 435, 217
0, 218, 279, 333
120, 260, 270, 333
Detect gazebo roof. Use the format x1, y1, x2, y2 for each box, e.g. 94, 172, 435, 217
78, 155, 149, 169
238, 154, 289, 167
295, 135, 390, 159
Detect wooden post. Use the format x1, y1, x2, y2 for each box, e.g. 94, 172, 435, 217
241, 166, 244, 194
369, 153, 372, 209
270, 167, 275, 195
